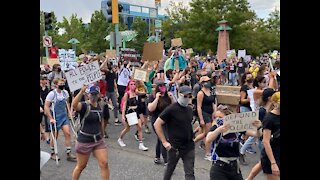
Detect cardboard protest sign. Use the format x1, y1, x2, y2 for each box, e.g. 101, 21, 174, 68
186, 48, 194, 54
227, 49, 236, 59
65, 61, 102, 92
47, 58, 60, 68
106, 50, 116, 58
142, 41, 164, 62
133, 68, 150, 82
238, 50, 246, 59
223, 111, 259, 135
171, 38, 183, 47
244, 55, 251, 62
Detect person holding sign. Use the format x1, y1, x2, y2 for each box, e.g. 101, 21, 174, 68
117, 80, 149, 151
71, 85, 110, 180
193, 76, 217, 161
206, 106, 262, 180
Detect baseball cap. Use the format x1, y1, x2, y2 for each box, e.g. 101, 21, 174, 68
262, 88, 275, 101
154, 79, 165, 86
89, 85, 100, 94
199, 76, 210, 83
179, 85, 192, 95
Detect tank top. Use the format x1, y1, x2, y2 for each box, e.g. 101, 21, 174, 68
201, 90, 215, 114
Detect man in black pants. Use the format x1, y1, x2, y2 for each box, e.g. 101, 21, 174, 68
154, 86, 195, 180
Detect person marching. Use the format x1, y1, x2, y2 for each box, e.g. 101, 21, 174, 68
206, 105, 263, 180
154, 86, 195, 180
117, 80, 149, 151
71, 85, 110, 180
147, 79, 175, 165
44, 78, 77, 162
193, 76, 217, 161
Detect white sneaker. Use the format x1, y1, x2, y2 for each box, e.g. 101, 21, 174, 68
118, 138, 126, 147
139, 143, 148, 151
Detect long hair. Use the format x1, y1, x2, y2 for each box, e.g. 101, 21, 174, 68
253, 75, 265, 88
125, 79, 136, 93
155, 84, 171, 112
240, 72, 252, 86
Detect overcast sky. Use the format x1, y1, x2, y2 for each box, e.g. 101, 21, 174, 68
40, 0, 280, 23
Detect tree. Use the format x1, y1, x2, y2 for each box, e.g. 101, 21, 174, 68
86, 10, 109, 54
127, 17, 148, 54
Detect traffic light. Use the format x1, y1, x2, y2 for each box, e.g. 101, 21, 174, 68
106, 0, 120, 24
44, 12, 52, 31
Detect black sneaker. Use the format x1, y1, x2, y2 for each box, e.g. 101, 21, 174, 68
115, 121, 122, 126
104, 131, 109, 138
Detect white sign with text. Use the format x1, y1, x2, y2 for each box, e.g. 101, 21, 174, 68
223, 111, 259, 135
65, 61, 102, 92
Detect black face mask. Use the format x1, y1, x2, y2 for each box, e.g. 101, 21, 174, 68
57, 68, 61, 72
58, 85, 65, 90
247, 78, 254, 84
108, 66, 112, 70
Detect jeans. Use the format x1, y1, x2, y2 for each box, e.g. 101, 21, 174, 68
164, 148, 195, 180
229, 73, 236, 86
106, 91, 118, 118
240, 136, 256, 154
151, 121, 168, 162
210, 161, 243, 180
257, 139, 264, 152
240, 106, 251, 113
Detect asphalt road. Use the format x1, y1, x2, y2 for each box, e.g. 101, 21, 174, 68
40, 113, 265, 180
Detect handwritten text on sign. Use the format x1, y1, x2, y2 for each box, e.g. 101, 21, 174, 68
65, 61, 102, 92
223, 111, 258, 134
133, 68, 149, 82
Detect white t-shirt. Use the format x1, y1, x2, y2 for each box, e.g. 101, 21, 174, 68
117, 67, 131, 86
46, 89, 69, 104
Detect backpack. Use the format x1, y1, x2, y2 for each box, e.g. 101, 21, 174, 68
74, 101, 103, 133
210, 119, 240, 161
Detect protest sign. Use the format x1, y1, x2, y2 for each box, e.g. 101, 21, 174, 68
106, 50, 116, 58
58, 49, 77, 71
186, 48, 194, 54
247, 89, 255, 111
244, 55, 251, 62
65, 61, 102, 92
227, 49, 236, 59
171, 38, 183, 47
142, 41, 164, 62
223, 111, 259, 134
238, 50, 246, 59
47, 58, 60, 68
133, 68, 149, 82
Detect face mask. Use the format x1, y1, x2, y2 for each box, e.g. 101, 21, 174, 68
177, 94, 190, 107
203, 82, 211, 89
90, 94, 99, 102
247, 78, 254, 84
108, 66, 112, 70
57, 68, 61, 72
159, 86, 166, 94
216, 118, 224, 126
58, 84, 65, 90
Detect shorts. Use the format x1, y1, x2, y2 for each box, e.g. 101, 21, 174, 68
137, 102, 147, 115
261, 147, 280, 174
202, 111, 212, 124
75, 139, 106, 155
158, 70, 164, 73
53, 118, 69, 131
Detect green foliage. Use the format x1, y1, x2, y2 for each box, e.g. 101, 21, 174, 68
126, 17, 148, 54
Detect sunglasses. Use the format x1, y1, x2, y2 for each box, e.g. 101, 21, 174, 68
180, 93, 192, 98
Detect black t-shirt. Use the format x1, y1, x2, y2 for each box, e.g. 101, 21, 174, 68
237, 62, 247, 74
210, 125, 245, 157
239, 85, 251, 109
262, 112, 280, 147
40, 86, 50, 108
229, 64, 237, 73
77, 102, 109, 143
159, 103, 195, 152
105, 70, 116, 92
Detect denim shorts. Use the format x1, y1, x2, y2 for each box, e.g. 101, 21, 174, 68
75, 139, 106, 155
